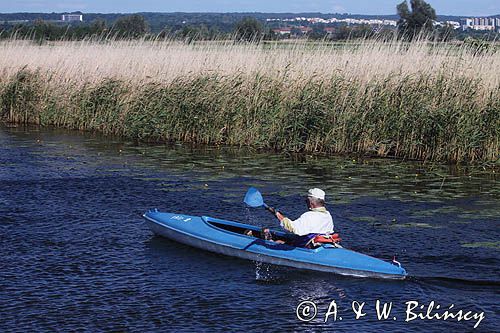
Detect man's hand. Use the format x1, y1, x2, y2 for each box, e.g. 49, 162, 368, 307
276, 211, 285, 221
266, 206, 285, 221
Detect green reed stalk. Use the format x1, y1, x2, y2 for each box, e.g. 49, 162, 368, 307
0, 40, 499, 164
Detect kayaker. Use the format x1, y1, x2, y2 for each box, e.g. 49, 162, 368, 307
270, 188, 334, 247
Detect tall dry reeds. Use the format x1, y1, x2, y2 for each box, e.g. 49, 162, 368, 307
0, 38, 499, 163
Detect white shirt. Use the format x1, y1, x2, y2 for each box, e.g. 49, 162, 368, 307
280, 207, 334, 236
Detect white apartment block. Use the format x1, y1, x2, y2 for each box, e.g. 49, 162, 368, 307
462, 17, 500, 31
61, 14, 83, 22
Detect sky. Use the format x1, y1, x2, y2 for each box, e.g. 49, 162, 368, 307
0, 0, 499, 16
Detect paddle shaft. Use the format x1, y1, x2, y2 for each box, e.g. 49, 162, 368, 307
263, 203, 284, 217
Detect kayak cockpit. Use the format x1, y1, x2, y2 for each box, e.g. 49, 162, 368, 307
202, 216, 295, 244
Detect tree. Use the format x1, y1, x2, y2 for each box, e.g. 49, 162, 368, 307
309, 25, 327, 40
234, 17, 263, 42
397, 0, 437, 37
290, 27, 303, 37
436, 23, 456, 42
33, 19, 61, 42
176, 25, 206, 42
90, 18, 107, 36
354, 24, 375, 39
113, 14, 149, 38
336, 26, 351, 40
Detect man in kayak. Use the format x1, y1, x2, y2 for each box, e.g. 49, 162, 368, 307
269, 188, 334, 247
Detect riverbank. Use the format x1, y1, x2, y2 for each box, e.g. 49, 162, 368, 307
1, 39, 499, 163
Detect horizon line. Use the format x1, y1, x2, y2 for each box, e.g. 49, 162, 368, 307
1, 11, 499, 18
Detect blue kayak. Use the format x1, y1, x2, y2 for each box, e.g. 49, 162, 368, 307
143, 209, 407, 280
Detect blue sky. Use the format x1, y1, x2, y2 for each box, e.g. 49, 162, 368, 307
1, 0, 499, 16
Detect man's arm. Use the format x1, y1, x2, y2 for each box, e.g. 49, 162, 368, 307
276, 212, 295, 233
276, 212, 293, 232
276, 211, 300, 234
277, 212, 315, 236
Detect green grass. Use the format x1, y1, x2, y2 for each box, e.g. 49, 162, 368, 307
461, 241, 500, 249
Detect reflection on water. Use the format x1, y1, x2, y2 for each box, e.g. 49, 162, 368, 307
0, 125, 498, 332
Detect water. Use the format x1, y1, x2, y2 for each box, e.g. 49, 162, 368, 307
0, 125, 498, 332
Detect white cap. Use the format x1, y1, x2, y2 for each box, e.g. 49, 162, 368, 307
308, 188, 325, 200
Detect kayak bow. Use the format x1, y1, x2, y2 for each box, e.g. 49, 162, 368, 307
143, 209, 407, 280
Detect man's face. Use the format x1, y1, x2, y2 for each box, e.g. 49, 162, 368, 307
305, 197, 312, 209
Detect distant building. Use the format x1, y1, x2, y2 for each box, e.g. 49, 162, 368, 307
445, 21, 461, 29
298, 26, 312, 34
266, 16, 397, 27
464, 18, 473, 28
462, 17, 498, 31
61, 14, 83, 22
324, 27, 336, 34
434, 20, 461, 29
272, 28, 292, 35
272, 26, 312, 36
268, 15, 500, 34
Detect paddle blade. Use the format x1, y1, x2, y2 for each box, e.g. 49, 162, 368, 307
244, 187, 264, 207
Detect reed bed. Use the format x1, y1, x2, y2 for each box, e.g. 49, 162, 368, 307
0, 38, 499, 163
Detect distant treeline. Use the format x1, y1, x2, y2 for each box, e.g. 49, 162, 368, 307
1, 12, 499, 42
2, 11, 486, 28
1, 12, 401, 32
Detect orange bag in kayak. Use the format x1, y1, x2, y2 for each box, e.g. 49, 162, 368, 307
313, 234, 342, 244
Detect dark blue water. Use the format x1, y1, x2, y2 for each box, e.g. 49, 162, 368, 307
1, 126, 498, 332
